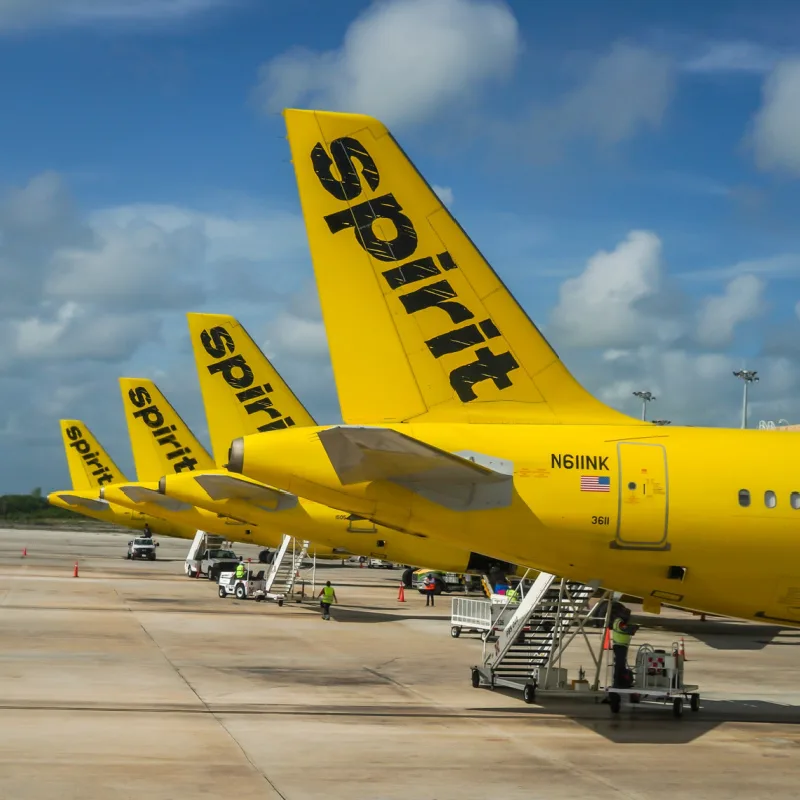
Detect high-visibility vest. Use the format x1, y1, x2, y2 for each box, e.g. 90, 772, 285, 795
322, 586, 335, 602
507, 589, 519, 602
235, 564, 245, 579
424, 578, 435, 591
611, 617, 632, 646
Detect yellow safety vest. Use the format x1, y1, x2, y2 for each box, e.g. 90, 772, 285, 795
611, 618, 632, 646
507, 589, 519, 602
322, 586, 335, 602
235, 564, 245, 578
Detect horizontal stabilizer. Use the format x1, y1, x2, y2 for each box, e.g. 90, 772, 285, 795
191, 473, 298, 512
317, 426, 513, 511
54, 494, 110, 512
116, 485, 194, 512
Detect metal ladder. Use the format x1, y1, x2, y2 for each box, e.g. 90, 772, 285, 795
478, 571, 599, 690
263, 534, 310, 604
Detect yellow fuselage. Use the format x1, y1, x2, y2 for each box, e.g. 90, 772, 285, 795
47, 490, 196, 540
236, 422, 800, 625
102, 481, 345, 558
162, 471, 483, 571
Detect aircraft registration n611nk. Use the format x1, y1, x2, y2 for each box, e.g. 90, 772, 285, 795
228, 108, 799, 627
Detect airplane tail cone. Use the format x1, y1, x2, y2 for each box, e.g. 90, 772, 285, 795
73, 561, 79, 578
398, 582, 406, 603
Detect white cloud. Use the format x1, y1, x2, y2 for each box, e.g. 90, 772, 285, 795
262, 284, 330, 362
10, 301, 157, 363
695, 274, 765, 347
48, 218, 207, 309
432, 185, 454, 207
254, 0, 521, 127
678, 252, 800, 281
511, 42, 674, 160
91, 204, 307, 266
549, 231, 683, 348
751, 59, 800, 176
683, 41, 779, 74
0, 0, 229, 29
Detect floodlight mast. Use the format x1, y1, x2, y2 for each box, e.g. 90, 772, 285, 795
632, 390, 655, 421
733, 370, 759, 429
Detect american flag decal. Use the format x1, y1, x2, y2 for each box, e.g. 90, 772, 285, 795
581, 475, 610, 492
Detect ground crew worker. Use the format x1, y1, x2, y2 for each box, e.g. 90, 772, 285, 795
318, 580, 337, 620
235, 561, 245, 580
423, 574, 436, 607
611, 606, 639, 688
506, 584, 520, 603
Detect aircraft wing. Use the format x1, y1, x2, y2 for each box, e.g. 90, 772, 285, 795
317, 426, 513, 511
118, 485, 194, 512
54, 494, 110, 512
192, 474, 298, 512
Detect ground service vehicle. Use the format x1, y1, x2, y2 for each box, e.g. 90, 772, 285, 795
186, 547, 240, 580
218, 569, 267, 600
127, 537, 158, 560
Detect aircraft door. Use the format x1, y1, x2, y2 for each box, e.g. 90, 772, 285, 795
612, 442, 669, 551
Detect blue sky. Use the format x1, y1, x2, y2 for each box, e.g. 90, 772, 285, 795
3, 0, 800, 493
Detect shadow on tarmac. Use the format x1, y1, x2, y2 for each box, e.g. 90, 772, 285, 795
635, 613, 799, 651
469, 685, 800, 743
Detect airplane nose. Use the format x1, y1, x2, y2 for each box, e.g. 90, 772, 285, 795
227, 437, 245, 474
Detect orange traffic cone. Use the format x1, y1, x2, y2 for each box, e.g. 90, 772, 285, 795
679, 637, 687, 661
603, 627, 611, 650
73, 561, 79, 578
398, 582, 406, 602
22, 547, 26, 557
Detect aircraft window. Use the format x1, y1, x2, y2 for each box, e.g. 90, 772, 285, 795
792, 492, 800, 510
765, 490, 777, 509
738, 489, 750, 507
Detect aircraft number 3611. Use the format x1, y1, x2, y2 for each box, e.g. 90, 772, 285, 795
591, 516, 611, 525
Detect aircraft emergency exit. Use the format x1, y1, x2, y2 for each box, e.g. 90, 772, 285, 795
47, 419, 195, 540
228, 108, 800, 627
157, 312, 513, 574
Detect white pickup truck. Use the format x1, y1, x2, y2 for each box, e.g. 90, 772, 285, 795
184, 532, 243, 581
186, 547, 241, 581
127, 537, 159, 560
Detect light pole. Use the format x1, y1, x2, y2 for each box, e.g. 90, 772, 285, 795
733, 370, 759, 429
633, 390, 655, 421
651, 419, 671, 425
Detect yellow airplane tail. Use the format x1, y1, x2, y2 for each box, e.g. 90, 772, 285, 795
284, 108, 639, 426
187, 312, 317, 465
59, 419, 128, 490
118, 378, 216, 481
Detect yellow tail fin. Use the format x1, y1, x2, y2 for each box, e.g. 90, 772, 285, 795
187, 312, 317, 465
59, 419, 128, 490
284, 109, 638, 426
118, 378, 215, 481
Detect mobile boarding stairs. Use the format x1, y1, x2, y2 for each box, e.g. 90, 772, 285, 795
218, 534, 313, 607
470, 570, 612, 704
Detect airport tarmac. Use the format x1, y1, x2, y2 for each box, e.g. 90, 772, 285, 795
0, 527, 798, 799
